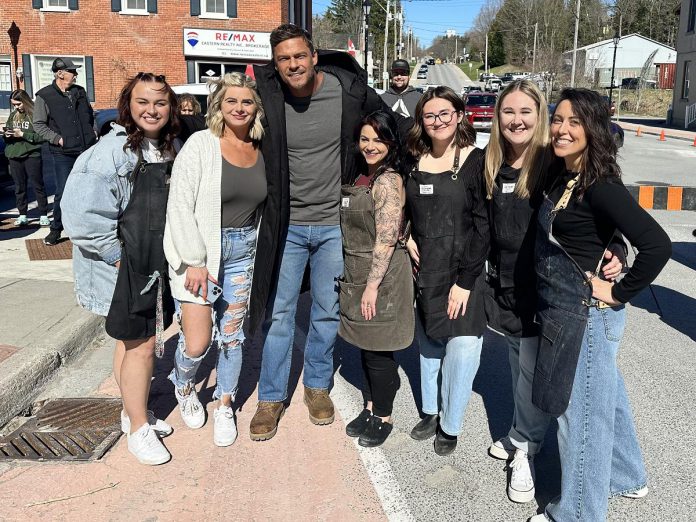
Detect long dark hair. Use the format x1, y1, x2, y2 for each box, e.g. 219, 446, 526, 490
407, 86, 476, 158
10, 89, 34, 120
355, 110, 405, 183
116, 72, 180, 157
553, 88, 621, 198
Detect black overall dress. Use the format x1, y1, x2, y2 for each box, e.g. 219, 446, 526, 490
406, 148, 487, 341
533, 176, 613, 416
338, 179, 414, 351
105, 157, 174, 347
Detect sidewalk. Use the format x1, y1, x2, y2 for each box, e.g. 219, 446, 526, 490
0, 211, 387, 520
615, 119, 696, 142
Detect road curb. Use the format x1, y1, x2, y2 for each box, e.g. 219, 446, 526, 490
617, 122, 696, 143
626, 185, 696, 211
0, 311, 105, 428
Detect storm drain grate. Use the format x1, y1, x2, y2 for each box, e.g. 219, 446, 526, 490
0, 398, 122, 462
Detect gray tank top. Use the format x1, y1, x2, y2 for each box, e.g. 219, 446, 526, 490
220, 152, 267, 228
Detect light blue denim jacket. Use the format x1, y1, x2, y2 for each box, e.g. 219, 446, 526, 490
61, 125, 136, 316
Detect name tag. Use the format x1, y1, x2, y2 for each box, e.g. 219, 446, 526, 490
341, 197, 350, 208
420, 184, 434, 195
502, 183, 516, 194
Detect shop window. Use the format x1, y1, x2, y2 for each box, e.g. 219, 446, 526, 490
683, 61, 691, 100
688, 0, 696, 33
112, 0, 157, 15
33, 0, 79, 11
23, 55, 95, 102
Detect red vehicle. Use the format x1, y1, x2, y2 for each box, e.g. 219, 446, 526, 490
464, 91, 498, 131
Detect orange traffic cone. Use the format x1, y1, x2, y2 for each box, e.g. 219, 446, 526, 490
658, 129, 666, 141
636, 127, 642, 137
692, 135, 696, 147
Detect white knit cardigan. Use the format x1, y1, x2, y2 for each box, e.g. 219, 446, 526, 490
164, 129, 223, 305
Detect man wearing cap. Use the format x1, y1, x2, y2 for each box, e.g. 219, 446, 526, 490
380, 59, 421, 118
33, 57, 96, 245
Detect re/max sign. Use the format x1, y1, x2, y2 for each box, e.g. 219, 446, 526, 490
215, 33, 255, 42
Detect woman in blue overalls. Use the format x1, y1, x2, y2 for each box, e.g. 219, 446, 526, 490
62, 73, 180, 466
404, 87, 489, 456
529, 89, 671, 521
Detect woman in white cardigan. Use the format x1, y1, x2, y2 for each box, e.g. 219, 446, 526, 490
164, 72, 266, 447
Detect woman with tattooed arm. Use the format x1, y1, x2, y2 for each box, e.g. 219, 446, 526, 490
338, 111, 414, 448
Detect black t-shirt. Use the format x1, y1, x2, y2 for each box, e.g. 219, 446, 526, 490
548, 170, 671, 303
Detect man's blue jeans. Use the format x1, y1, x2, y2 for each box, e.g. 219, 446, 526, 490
258, 224, 343, 402
545, 305, 647, 521
52, 153, 78, 232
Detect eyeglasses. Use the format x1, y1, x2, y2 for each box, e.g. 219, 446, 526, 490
135, 72, 166, 83
422, 110, 459, 125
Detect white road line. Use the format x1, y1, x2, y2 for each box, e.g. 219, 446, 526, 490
293, 326, 415, 522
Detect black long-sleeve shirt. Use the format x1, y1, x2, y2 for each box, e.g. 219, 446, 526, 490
549, 170, 672, 303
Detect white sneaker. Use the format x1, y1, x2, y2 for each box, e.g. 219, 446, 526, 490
489, 436, 516, 460
528, 515, 548, 522
175, 385, 206, 429
508, 449, 536, 503
121, 409, 173, 437
213, 405, 238, 447
127, 423, 171, 465
14, 215, 28, 226
622, 486, 648, 499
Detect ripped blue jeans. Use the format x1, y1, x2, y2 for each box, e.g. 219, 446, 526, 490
168, 226, 256, 401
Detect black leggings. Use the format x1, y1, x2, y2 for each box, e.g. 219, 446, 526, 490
9, 156, 47, 215
361, 350, 401, 417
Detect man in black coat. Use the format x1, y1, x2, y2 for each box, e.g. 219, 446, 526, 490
34, 57, 95, 245
248, 24, 396, 441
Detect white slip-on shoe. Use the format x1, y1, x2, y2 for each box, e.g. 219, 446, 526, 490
508, 449, 536, 503
127, 423, 171, 466
121, 409, 173, 437
39, 215, 51, 226
175, 385, 206, 429
213, 405, 238, 447
14, 215, 28, 226
528, 515, 548, 522
622, 486, 648, 499
489, 435, 516, 460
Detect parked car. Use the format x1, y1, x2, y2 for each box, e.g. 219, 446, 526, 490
464, 92, 498, 131
426, 58, 435, 65
460, 85, 476, 96
621, 78, 657, 90
479, 73, 499, 82
417, 70, 427, 79
485, 78, 502, 92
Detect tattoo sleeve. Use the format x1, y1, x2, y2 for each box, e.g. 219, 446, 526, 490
367, 172, 403, 286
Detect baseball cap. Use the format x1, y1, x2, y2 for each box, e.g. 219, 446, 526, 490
51, 57, 82, 73
390, 59, 410, 75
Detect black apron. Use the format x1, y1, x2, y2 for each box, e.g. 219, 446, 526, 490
105, 157, 174, 350
406, 149, 487, 341
533, 176, 614, 416
338, 181, 414, 351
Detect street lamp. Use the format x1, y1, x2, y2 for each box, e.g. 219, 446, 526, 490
609, 31, 620, 112
363, 0, 371, 72
7, 22, 21, 90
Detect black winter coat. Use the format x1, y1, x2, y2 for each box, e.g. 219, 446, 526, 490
248, 51, 395, 333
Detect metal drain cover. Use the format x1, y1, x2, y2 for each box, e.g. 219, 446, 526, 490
0, 398, 122, 461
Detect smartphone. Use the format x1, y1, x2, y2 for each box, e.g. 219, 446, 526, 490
204, 280, 223, 304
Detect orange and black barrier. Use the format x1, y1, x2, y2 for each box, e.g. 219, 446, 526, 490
626, 185, 696, 211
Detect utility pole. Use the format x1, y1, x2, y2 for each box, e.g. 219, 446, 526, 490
398, 8, 403, 59
383, 0, 390, 89
485, 32, 489, 74
393, 6, 398, 61
570, 0, 581, 87
454, 36, 458, 64
532, 22, 538, 73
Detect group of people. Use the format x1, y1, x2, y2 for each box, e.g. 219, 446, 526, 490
50, 22, 670, 522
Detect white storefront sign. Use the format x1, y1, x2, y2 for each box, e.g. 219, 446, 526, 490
183, 28, 271, 60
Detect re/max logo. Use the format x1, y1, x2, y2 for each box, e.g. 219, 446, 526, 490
215, 33, 255, 42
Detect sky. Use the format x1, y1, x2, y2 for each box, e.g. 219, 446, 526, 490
313, 0, 487, 48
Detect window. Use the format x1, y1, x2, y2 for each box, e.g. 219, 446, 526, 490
689, 0, 696, 32
32, 55, 87, 93
683, 61, 691, 100
197, 0, 235, 18
121, 0, 147, 14
41, 0, 69, 11
204, 0, 225, 14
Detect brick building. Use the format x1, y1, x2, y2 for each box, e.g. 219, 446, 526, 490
0, 0, 312, 109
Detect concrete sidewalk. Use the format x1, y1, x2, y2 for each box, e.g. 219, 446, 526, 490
616, 119, 696, 143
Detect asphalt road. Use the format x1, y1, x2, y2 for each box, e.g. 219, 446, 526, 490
411, 62, 478, 92
617, 131, 696, 187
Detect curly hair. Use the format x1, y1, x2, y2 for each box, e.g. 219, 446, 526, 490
205, 72, 264, 142
116, 72, 180, 157
354, 110, 405, 184
178, 93, 201, 115
552, 88, 621, 198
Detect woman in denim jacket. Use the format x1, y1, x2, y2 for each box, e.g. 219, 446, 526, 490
62, 73, 180, 466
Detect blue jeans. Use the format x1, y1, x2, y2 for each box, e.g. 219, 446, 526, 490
416, 315, 483, 436
51, 153, 77, 232
258, 224, 343, 402
169, 227, 256, 401
506, 335, 552, 455
545, 305, 647, 522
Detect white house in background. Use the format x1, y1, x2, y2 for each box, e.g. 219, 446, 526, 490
565, 33, 676, 87
672, 0, 696, 129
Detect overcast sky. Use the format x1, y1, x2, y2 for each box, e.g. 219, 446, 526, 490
313, 0, 487, 48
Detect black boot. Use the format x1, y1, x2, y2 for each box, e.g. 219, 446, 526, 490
358, 415, 393, 447
410, 414, 438, 440
434, 427, 457, 456
346, 408, 372, 437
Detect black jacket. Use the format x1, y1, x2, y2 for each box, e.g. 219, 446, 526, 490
35, 82, 95, 156
248, 50, 393, 332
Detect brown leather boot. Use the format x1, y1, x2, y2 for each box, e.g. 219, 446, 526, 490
303, 386, 335, 425
249, 401, 285, 441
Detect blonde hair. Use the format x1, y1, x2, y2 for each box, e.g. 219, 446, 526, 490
206, 72, 264, 141
484, 79, 549, 200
